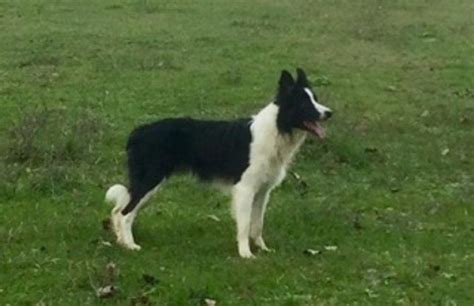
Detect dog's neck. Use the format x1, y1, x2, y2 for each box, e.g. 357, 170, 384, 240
251, 103, 307, 167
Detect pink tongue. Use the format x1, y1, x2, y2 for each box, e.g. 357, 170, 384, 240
313, 123, 326, 139
304, 121, 326, 139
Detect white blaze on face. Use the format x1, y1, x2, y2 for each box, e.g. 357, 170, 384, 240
304, 88, 331, 118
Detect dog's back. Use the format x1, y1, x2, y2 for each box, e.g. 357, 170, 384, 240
127, 118, 253, 184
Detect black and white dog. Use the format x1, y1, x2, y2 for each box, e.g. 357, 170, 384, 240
106, 68, 332, 258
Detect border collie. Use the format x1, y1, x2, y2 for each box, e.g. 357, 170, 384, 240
105, 68, 332, 258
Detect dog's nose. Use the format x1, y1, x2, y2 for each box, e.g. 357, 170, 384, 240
325, 111, 332, 119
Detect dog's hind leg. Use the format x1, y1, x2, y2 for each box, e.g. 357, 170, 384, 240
106, 184, 131, 246
250, 187, 272, 252
232, 183, 257, 259
115, 175, 165, 250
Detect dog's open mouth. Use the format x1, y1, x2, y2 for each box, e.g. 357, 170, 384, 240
303, 121, 326, 139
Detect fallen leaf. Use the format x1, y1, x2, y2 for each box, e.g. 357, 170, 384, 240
204, 298, 217, 306
364, 288, 378, 298
324, 245, 338, 251
441, 272, 455, 280
101, 240, 112, 247
291, 171, 301, 180
364, 146, 378, 153
290, 171, 308, 195
97, 285, 116, 298
206, 215, 221, 222
390, 186, 400, 193
143, 274, 159, 286
303, 249, 322, 256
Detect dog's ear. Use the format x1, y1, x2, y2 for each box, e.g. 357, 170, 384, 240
279, 70, 295, 92
296, 68, 309, 86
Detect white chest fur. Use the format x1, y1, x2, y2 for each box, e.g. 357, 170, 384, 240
241, 103, 306, 189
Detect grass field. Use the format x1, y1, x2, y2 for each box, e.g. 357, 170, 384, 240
1, 0, 473, 304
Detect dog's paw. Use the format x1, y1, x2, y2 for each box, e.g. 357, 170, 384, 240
117, 237, 141, 251
239, 248, 256, 259
260, 246, 275, 253
122, 242, 142, 251
129, 244, 142, 251
240, 252, 256, 259
254, 237, 273, 253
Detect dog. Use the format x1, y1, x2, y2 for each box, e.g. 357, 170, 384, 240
105, 68, 332, 258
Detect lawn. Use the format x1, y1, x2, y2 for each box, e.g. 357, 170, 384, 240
0, 0, 473, 304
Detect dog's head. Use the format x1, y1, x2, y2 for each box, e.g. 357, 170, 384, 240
275, 68, 332, 139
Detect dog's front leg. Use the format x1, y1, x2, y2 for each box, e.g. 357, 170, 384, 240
250, 187, 272, 252
232, 183, 256, 259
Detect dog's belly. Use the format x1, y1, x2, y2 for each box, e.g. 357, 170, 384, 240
211, 179, 234, 195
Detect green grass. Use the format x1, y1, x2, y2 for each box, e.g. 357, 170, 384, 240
1, 0, 473, 304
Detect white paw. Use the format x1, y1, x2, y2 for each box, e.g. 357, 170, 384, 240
240, 252, 256, 259
254, 237, 274, 252
118, 239, 141, 251
260, 245, 275, 253
239, 247, 256, 259
126, 243, 141, 251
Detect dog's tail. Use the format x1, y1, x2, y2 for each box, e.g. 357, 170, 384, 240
105, 184, 130, 212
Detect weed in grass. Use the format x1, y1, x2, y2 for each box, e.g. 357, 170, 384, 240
5, 106, 102, 164
1, 106, 106, 196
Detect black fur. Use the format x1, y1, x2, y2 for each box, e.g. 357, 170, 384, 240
122, 118, 252, 214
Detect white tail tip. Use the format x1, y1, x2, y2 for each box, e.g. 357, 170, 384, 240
105, 184, 130, 210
